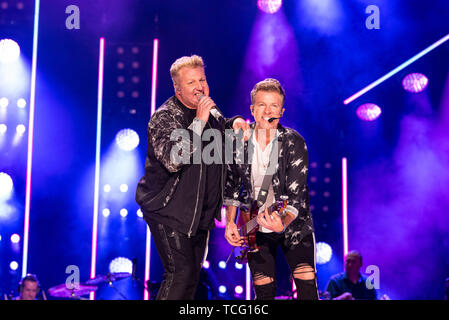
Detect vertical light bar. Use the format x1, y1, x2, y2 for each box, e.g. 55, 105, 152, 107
150, 38, 159, 115
90, 37, 105, 300
22, 0, 40, 278
245, 264, 251, 300
143, 38, 159, 300
344, 33, 449, 105
342, 157, 348, 257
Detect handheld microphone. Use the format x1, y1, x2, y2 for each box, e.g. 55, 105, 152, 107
197, 95, 223, 120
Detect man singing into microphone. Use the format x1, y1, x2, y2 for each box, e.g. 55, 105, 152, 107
224, 78, 319, 300
136, 55, 249, 300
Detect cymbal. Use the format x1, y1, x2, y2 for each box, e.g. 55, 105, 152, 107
85, 272, 131, 285
48, 283, 97, 298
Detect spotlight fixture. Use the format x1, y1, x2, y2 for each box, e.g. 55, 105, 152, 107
0, 39, 20, 63
257, 0, 282, 14
356, 103, 382, 121
402, 73, 428, 93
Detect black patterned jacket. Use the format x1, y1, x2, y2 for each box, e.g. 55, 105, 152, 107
223, 123, 314, 247
136, 96, 241, 237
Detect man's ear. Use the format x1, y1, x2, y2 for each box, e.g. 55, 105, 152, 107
250, 105, 254, 115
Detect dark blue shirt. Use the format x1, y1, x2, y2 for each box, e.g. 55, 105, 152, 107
325, 272, 377, 300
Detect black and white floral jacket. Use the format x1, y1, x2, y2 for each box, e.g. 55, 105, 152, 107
223, 123, 314, 247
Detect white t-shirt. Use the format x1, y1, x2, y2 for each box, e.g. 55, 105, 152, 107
251, 131, 277, 233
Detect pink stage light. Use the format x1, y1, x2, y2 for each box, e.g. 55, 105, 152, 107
356, 103, 382, 121
342, 157, 348, 257
144, 38, 159, 301
257, 0, 282, 14
22, 0, 40, 278
402, 73, 428, 93
90, 37, 105, 300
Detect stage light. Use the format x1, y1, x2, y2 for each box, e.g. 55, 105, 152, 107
257, 0, 282, 14
0, 39, 20, 63
120, 208, 128, 217
136, 209, 143, 218
17, 98, 26, 109
402, 73, 428, 93
0, 124, 6, 134
16, 124, 26, 135
115, 128, 139, 151
11, 233, 21, 243
10, 261, 19, 271
235, 262, 243, 270
0, 97, 8, 108
219, 285, 227, 294
316, 242, 333, 265
103, 184, 111, 192
218, 261, 227, 269
109, 256, 133, 274
119, 184, 128, 192
235, 285, 244, 295
0, 172, 13, 198
102, 208, 110, 217
202, 260, 210, 269
356, 103, 382, 121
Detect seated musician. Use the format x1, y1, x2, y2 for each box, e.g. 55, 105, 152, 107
223, 78, 318, 300
12, 274, 43, 300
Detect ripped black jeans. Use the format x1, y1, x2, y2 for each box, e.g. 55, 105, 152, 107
248, 231, 319, 300
148, 221, 209, 300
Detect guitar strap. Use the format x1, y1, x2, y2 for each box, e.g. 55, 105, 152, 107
256, 137, 281, 208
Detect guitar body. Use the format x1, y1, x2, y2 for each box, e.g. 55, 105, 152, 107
235, 199, 287, 264
236, 205, 259, 264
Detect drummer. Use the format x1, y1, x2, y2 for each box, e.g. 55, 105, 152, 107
13, 274, 44, 300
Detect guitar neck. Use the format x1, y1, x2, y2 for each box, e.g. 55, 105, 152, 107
243, 200, 287, 234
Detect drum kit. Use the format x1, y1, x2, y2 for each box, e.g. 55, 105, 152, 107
47, 272, 131, 300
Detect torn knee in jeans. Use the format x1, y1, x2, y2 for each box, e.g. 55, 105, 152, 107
253, 272, 274, 286
253, 274, 276, 300
293, 263, 316, 280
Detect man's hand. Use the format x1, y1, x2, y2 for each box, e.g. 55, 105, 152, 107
334, 292, 354, 300
232, 117, 251, 141
196, 96, 216, 123
256, 208, 285, 233
225, 221, 244, 247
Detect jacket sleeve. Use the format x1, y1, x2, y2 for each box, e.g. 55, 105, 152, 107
284, 134, 309, 219
223, 161, 243, 208
148, 109, 201, 173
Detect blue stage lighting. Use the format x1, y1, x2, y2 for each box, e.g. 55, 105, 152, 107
10, 261, 19, 271
0, 124, 6, 134
120, 208, 128, 217
0, 39, 20, 63
109, 257, 133, 274
0, 172, 13, 198
11, 233, 20, 243
219, 285, 227, 294
257, 0, 282, 14
0, 97, 8, 108
115, 128, 139, 151
218, 261, 227, 269
17, 98, 26, 109
316, 242, 333, 265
